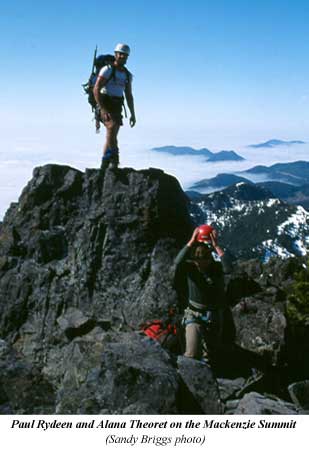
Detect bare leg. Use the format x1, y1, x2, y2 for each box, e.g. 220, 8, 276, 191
184, 323, 203, 359
103, 121, 120, 155
101, 120, 121, 170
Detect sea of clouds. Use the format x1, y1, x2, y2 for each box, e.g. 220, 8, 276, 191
1, 123, 308, 219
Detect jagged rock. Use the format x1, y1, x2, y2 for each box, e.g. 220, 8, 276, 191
0, 339, 9, 357
56, 307, 98, 340
0, 341, 55, 414
55, 332, 179, 414
226, 273, 261, 305
177, 356, 222, 414
0, 163, 307, 414
217, 370, 276, 404
224, 399, 240, 414
235, 371, 267, 398
0, 165, 191, 364
234, 392, 299, 414
232, 293, 287, 364
261, 257, 306, 288
236, 259, 264, 279
229, 257, 303, 294
217, 377, 246, 401
288, 380, 309, 409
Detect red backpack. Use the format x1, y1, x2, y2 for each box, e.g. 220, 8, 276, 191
140, 310, 183, 353
142, 320, 177, 344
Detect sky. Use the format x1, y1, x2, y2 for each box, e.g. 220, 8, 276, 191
0, 0, 309, 218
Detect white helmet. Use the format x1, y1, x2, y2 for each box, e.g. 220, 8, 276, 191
114, 43, 130, 55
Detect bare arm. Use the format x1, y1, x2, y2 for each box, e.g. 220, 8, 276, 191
125, 80, 136, 127
209, 230, 224, 257
93, 76, 107, 110
174, 228, 199, 265
93, 75, 112, 121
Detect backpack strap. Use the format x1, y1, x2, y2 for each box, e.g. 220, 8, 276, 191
106, 65, 131, 84
124, 67, 132, 84
103, 64, 116, 83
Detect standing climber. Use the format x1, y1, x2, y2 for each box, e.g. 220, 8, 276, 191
174, 225, 232, 365
93, 43, 136, 170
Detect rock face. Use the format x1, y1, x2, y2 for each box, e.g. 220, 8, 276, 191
55, 332, 180, 414
232, 293, 287, 365
0, 165, 191, 363
177, 356, 222, 414
0, 164, 307, 414
0, 339, 55, 414
0, 164, 194, 414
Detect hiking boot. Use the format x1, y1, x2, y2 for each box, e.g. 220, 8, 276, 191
101, 158, 111, 171
101, 149, 113, 170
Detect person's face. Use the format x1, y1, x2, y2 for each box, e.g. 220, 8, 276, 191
194, 246, 213, 270
115, 52, 128, 66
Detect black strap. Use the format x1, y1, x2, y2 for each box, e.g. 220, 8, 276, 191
104, 64, 116, 84
123, 67, 131, 83
105, 65, 131, 84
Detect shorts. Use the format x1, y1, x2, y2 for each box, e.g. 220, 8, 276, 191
99, 94, 123, 126
183, 307, 224, 360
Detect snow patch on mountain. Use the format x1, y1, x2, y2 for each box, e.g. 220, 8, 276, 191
277, 206, 309, 237
189, 186, 309, 260
266, 198, 280, 207
262, 240, 294, 260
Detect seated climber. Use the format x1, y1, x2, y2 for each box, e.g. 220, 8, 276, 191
174, 225, 232, 364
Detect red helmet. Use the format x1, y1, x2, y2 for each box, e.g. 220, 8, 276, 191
196, 224, 214, 243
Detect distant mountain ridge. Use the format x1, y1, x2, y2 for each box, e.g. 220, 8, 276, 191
256, 182, 309, 210
188, 161, 309, 209
190, 173, 251, 190
241, 160, 309, 185
188, 182, 309, 260
248, 139, 306, 148
207, 150, 244, 162
151, 146, 212, 157
151, 146, 244, 162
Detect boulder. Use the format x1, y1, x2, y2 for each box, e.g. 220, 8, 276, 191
232, 293, 287, 364
288, 380, 309, 409
234, 392, 299, 414
217, 377, 246, 402
55, 332, 179, 414
177, 356, 222, 414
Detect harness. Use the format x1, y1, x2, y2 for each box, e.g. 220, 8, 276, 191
184, 310, 213, 327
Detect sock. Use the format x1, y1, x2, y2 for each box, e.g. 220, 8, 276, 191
102, 149, 113, 160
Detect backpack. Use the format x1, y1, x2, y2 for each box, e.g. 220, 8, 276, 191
82, 47, 131, 117
140, 310, 184, 354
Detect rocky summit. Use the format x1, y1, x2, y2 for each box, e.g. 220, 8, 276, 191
0, 164, 308, 414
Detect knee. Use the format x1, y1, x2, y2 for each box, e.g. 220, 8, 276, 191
105, 120, 116, 132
